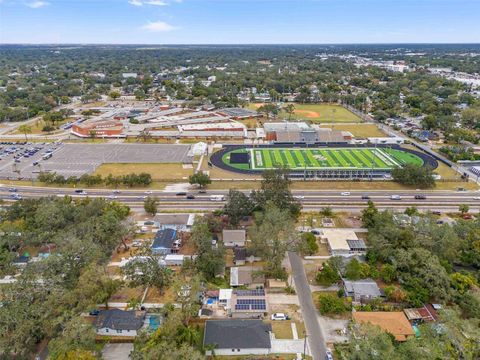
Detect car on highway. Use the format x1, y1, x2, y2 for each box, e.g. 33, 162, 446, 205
473, 196, 480, 200
186, 194, 195, 199
198, 189, 207, 194
8, 188, 17, 192
271, 313, 288, 321
390, 195, 402, 200
432, 211, 442, 215
176, 192, 187, 196
414, 194, 427, 200
10, 193, 22, 200
113, 190, 121, 194
341, 192, 351, 196
361, 195, 370, 200
294, 195, 305, 200
106, 195, 117, 199
144, 190, 153, 194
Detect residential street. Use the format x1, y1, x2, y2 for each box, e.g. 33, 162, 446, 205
288, 251, 327, 360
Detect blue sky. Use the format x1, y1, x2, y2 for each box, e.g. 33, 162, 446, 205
1, 0, 479, 44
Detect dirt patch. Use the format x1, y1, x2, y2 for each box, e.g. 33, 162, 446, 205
295, 109, 320, 118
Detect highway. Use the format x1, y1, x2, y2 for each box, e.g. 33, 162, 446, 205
1, 185, 479, 213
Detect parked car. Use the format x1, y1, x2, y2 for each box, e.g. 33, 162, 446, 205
325, 349, 334, 360
431, 211, 442, 215
271, 313, 288, 321
89, 309, 100, 316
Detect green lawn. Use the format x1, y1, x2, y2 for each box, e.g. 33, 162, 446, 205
225, 147, 424, 171
248, 103, 362, 123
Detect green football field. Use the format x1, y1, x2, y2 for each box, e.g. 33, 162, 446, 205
224, 147, 424, 170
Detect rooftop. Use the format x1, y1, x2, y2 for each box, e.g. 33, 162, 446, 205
353, 311, 415, 341
95, 309, 145, 331
203, 320, 272, 349
151, 228, 177, 249
223, 229, 246, 243
321, 229, 360, 251
344, 278, 382, 298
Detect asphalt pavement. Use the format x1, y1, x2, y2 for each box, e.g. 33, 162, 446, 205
289, 251, 326, 360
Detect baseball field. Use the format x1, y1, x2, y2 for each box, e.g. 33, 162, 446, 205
223, 147, 424, 171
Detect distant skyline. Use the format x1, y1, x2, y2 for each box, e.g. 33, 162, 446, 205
1, 0, 480, 44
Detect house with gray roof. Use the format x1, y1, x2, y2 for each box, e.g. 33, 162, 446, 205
203, 319, 272, 356
223, 229, 246, 247
343, 278, 384, 302
95, 309, 145, 337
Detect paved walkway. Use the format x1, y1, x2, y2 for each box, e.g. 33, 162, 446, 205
288, 251, 326, 360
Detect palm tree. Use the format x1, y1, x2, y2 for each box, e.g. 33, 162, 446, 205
18, 124, 32, 141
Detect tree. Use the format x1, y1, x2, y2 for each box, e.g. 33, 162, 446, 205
88, 129, 96, 142
109, 91, 121, 100
250, 168, 301, 219
459, 204, 470, 215
48, 316, 97, 360
18, 124, 32, 141
298, 232, 318, 256
174, 276, 201, 326
123, 254, 173, 295
191, 220, 225, 280
316, 260, 341, 286
361, 201, 378, 228
344, 258, 370, 280
318, 293, 348, 315
144, 196, 158, 216
188, 172, 211, 189
223, 189, 255, 227
391, 164, 435, 188
379, 264, 396, 283
250, 203, 299, 279
404, 206, 418, 216
284, 103, 296, 120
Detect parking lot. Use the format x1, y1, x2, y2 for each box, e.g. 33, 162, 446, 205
0, 142, 192, 180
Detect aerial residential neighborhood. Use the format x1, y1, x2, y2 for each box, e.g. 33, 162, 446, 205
0, 1, 480, 360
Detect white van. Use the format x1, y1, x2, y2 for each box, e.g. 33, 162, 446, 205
210, 195, 225, 202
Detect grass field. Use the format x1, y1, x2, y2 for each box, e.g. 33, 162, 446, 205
320, 124, 386, 138
248, 103, 362, 123
224, 147, 423, 171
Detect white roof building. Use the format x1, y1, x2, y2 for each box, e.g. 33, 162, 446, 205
321, 229, 366, 256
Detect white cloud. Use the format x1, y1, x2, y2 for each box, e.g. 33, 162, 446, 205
145, 0, 168, 5
129, 0, 174, 6
26, 0, 49, 8
141, 21, 176, 32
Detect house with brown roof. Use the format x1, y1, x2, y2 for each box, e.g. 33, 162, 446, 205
353, 311, 415, 342
230, 266, 265, 288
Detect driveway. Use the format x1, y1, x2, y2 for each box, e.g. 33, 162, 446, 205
288, 251, 326, 360
102, 343, 133, 360
267, 293, 300, 305
271, 339, 306, 354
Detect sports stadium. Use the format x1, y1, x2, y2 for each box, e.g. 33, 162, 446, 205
210, 145, 438, 179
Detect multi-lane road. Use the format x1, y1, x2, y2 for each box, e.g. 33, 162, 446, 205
1, 185, 479, 213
